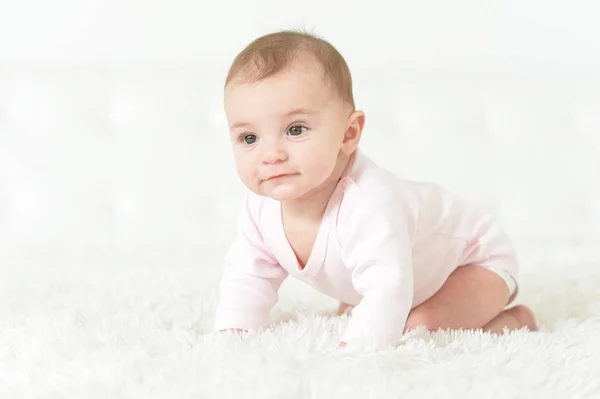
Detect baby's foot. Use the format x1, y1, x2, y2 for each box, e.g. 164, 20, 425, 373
337, 302, 353, 316
510, 304, 539, 331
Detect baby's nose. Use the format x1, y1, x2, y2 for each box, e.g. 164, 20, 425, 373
262, 141, 287, 163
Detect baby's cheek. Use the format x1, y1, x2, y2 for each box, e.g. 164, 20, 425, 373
307, 159, 337, 184
234, 164, 254, 186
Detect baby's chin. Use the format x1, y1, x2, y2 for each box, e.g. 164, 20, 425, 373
258, 187, 306, 201
255, 180, 312, 201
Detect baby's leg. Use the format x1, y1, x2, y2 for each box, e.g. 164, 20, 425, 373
404, 265, 537, 333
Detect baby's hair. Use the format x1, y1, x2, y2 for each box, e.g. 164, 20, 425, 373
225, 29, 355, 109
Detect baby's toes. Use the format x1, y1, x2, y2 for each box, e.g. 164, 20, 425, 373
337, 302, 353, 316
511, 305, 539, 331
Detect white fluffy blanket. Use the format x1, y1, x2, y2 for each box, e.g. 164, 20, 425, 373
1, 243, 599, 398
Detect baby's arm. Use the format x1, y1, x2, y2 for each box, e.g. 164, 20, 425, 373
214, 197, 288, 332
338, 193, 414, 349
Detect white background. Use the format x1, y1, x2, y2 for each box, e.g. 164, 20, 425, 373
0, 0, 599, 265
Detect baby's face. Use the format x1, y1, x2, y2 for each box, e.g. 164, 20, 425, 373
224, 60, 352, 201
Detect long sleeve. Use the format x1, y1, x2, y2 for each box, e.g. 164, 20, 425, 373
338, 190, 414, 349
214, 196, 288, 331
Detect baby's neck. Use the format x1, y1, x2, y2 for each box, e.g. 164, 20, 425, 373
281, 153, 351, 223
281, 184, 334, 223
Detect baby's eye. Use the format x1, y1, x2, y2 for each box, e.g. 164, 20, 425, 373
287, 125, 307, 136
242, 134, 258, 144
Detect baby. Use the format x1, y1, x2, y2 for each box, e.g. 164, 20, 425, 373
214, 30, 538, 349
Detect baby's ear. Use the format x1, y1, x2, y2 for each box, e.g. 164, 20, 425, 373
342, 110, 366, 154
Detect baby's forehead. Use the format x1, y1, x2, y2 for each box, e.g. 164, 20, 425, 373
227, 73, 334, 103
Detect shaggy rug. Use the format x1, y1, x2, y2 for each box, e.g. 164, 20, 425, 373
1, 241, 599, 398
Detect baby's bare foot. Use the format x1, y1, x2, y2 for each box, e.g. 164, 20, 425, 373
509, 304, 539, 331
482, 304, 539, 334
337, 302, 353, 316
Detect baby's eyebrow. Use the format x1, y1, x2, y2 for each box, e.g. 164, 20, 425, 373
283, 108, 316, 117
230, 121, 252, 131
230, 108, 317, 130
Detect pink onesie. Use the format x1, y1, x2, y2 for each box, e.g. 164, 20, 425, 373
214, 149, 520, 349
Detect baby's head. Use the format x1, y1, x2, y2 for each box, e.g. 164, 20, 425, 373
224, 30, 365, 202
